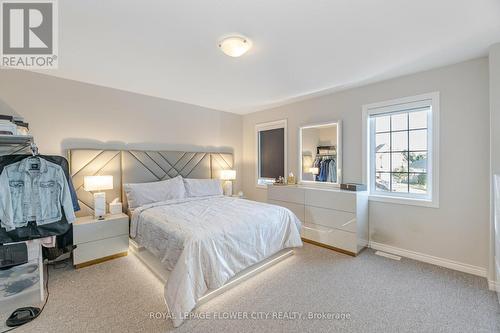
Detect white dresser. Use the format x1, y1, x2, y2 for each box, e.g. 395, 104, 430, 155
267, 185, 368, 256
73, 213, 129, 268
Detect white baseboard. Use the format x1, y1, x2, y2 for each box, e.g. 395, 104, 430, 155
489, 280, 500, 305
491, 260, 500, 300
369, 241, 487, 277
488, 280, 499, 291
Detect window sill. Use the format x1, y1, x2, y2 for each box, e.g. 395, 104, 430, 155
368, 194, 439, 208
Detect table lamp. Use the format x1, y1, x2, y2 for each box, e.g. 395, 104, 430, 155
84, 175, 113, 219
220, 170, 236, 196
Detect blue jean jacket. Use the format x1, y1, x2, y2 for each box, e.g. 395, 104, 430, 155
0, 157, 76, 231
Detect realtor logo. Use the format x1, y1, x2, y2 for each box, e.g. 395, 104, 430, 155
1, 0, 58, 68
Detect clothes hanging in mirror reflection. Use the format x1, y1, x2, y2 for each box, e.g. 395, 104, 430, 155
313, 155, 337, 182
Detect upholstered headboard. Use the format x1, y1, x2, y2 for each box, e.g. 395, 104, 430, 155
68, 149, 233, 217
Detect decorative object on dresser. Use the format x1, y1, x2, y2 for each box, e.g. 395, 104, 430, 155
220, 169, 236, 196
267, 185, 368, 256
275, 176, 286, 185
83, 175, 114, 219
340, 183, 367, 191
73, 213, 129, 269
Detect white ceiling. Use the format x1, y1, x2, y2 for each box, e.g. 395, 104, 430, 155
38, 0, 500, 114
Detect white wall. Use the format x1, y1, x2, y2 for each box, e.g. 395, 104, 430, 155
0, 70, 243, 191
242, 58, 490, 271
489, 43, 500, 295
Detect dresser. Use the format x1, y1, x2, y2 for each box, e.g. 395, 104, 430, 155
267, 185, 368, 256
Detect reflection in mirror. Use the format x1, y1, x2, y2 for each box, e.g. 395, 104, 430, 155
300, 122, 341, 184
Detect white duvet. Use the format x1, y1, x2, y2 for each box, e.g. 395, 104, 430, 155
130, 195, 302, 327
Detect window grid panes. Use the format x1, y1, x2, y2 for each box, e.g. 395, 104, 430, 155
373, 109, 428, 195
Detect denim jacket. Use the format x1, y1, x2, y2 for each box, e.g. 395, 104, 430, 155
0, 157, 76, 231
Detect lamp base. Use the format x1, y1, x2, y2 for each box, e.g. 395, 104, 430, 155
223, 181, 233, 196
93, 192, 106, 219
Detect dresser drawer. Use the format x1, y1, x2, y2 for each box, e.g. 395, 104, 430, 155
305, 206, 356, 232
267, 186, 305, 204
73, 235, 129, 265
74, 217, 129, 244
268, 199, 305, 221
301, 223, 357, 254
305, 188, 356, 212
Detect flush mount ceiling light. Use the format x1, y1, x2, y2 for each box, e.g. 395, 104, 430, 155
218, 35, 252, 57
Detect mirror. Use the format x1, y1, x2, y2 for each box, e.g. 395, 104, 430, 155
300, 121, 342, 185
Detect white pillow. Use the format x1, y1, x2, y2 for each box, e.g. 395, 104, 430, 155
124, 176, 186, 209
184, 178, 223, 197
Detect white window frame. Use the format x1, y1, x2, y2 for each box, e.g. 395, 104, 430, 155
362, 92, 440, 208
255, 119, 288, 188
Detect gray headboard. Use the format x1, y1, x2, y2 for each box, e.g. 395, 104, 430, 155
68, 149, 233, 217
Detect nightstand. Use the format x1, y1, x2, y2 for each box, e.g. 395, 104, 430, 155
73, 213, 129, 269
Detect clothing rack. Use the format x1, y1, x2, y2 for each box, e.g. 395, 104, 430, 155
313, 145, 337, 183
0, 138, 79, 247
0, 135, 47, 309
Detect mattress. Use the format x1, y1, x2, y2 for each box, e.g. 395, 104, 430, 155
130, 195, 302, 326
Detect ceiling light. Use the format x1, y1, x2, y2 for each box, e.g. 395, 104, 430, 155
218, 35, 252, 57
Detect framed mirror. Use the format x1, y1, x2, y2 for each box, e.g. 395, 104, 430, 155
299, 121, 342, 185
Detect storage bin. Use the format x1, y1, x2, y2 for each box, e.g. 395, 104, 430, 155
0, 242, 45, 314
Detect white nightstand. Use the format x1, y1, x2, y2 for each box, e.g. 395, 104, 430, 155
73, 213, 129, 269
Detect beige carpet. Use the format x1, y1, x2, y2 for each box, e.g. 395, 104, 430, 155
3, 243, 499, 333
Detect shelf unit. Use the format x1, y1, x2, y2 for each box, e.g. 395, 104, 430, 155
0, 135, 46, 310
0, 135, 34, 155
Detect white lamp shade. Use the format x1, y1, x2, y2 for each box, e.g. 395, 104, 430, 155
84, 175, 114, 192
220, 169, 236, 180
218, 36, 252, 57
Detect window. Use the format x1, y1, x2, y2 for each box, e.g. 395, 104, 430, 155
363, 93, 439, 207
256, 120, 287, 186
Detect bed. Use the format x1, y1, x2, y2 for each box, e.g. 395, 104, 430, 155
69, 149, 303, 327
130, 195, 301, 326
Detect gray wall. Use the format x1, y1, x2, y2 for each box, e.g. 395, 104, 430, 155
0, 58, 493, 275
0, 70, 243, 191
242, 58, 490, 271
490, 43, 500, 293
